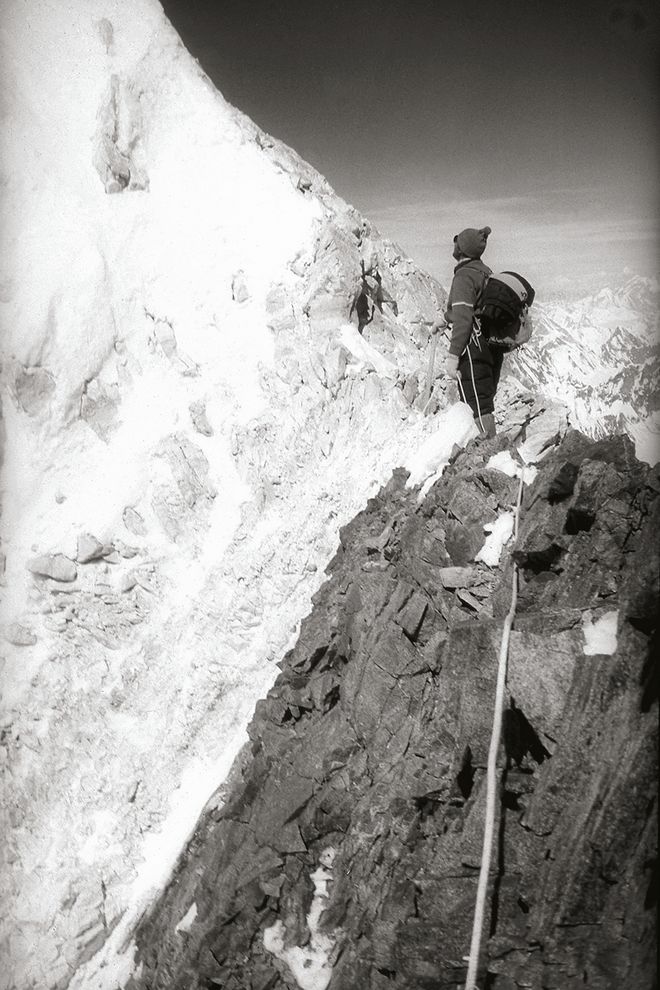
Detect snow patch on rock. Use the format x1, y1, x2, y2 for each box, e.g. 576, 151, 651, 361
264, 847, 339, 990
174, 902, 197, 935
405, 403, 478, 495
475, 512, 515, 567
628, 411, 660, 466
486, 450, 538, 484
582, 610, 619, 656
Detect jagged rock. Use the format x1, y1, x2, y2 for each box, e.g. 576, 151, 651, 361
151, 434, 217, 545
401, 374, 418, 405
546, 460, 579, 502
517, 404, 568, 464
80, 376, 120, 440
3, 623, 37, 646
128, 429, 657, 989
455, 587, 483, 611
123, 506, 147, 537
189, 400, 213, 437
97, 17, 114, 52
438, 566, 478, 589
152, 318, 177, 359
119, 573, 137, 593
149, 317, 199, 376
76, 532, 107, 563
324, 345, 348, 389
14, 365, 56, 416
115, 539, 139, 558
307, 293, 349, 335
27, 554, 77, 582
231, 270, 250, 303
93, 74, 149, 193
265, 284, 295, 333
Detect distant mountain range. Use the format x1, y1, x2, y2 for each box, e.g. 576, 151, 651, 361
507, 275, 659, 451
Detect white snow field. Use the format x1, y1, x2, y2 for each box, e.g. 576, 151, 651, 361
0, 2, 467, 986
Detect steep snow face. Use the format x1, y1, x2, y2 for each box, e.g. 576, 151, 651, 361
507, 277, 660, 464
0, 2, 457, 986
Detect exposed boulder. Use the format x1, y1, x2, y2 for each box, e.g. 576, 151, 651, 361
2, 622, 37, 647
231, 271, 250, 304
151, 434, 217, 546
189, 400, 214, 437
80, 376, 121, 441
127, 430, 658, 990
27, 553, 77, 582
122, 506, 147, 537
76, 532, 108, 563
13, 365, 56, 416
93, 74, 149, 193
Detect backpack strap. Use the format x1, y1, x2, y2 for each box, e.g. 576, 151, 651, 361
473, 269, 490, 316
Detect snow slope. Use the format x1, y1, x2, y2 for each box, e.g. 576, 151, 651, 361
0, 2, 460, 986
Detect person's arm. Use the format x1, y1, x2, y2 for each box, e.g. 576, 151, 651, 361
447, 268, 477, 357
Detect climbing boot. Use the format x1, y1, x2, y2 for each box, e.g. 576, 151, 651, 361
476, 413, 496, 438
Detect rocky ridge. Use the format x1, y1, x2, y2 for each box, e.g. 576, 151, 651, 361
124, 408, 658, 990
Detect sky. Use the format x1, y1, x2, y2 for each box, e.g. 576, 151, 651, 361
161, 0, 658, 296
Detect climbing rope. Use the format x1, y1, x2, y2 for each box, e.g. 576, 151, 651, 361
464, 470, 525, 990
456, 329, 486, 435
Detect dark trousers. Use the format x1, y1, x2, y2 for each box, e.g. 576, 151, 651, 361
457, 334, 504, 417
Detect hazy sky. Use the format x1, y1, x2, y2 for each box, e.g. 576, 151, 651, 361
161, 0, 658, 295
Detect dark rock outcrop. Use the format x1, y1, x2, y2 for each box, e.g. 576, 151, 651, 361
129, 428, 658, 990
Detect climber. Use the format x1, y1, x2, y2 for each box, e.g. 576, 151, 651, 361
439, 225, 501, 438
349, 278, 374, 334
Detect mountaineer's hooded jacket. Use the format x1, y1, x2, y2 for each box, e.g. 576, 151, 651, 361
444, 258, 491, 356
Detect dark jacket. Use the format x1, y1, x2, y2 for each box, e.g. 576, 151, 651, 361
444, 258, 491, 356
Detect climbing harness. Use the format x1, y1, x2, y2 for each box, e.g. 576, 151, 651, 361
463, 471, 525, 990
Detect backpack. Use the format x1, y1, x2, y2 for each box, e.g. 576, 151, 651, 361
476, 271, 535, 349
